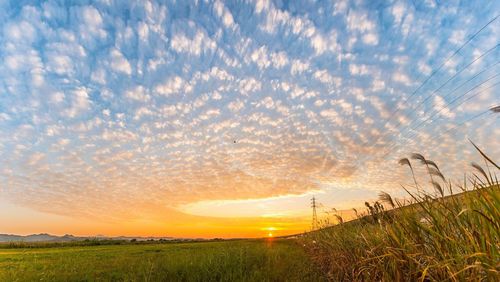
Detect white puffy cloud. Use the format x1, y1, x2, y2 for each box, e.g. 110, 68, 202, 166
362, 33, 378, 45
171, 30, 216, 56
239, 78, 262, 95
311, 31, 339, 54
290, 60, 309, 75
270, 51, 289, 69
63, 88, 91, 118
392, 72, 412, 86
320, 109, 342, 125
110, 49, 132, 75
346, 10, 379, 46
125, 86, 150, 102
78, 6, 107, 42
47, 55, 73, 75
214, 1, 235, 29
434, 95, 455, 119
391, 2, 406, 25
228, 100, 245, 112
250, 46, 271, 69
51, 92, 65, 104
155, 76, 192, 96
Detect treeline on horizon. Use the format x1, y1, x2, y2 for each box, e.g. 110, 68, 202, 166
0, 237, 233, 249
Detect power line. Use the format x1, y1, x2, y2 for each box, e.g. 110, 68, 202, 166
391, 77, 500, 151
390, 44, 499, 131
414, 74, 500, 130
441, 110, 496, 136
365, 42, 500, 160
380, 108, 497, 159
362, 15, 499, 150
367, 59, 500, 161
373, 49, 499, 153
380, 79, 500, 158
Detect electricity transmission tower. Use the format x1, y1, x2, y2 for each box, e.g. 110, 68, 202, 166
311, 196, 318, 230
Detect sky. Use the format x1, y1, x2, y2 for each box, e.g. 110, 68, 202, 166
0, 0, 499, 238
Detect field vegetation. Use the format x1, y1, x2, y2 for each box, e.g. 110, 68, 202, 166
0, 239, 324, 281
303, 144, 499, 281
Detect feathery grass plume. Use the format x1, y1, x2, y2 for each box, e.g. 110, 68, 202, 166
490, 105, 500, 113
429, 167, 446, 182
424, 159, 439, 171
471, 162, 491, 185
334, 214, 344, 225
352, 208, 360, 219
411, 153, 426, 163
412, 153, 436, 184
399, 157, 420, 190
469, 139, 500, 170
431, 181, 444, 197
378, 192, 395, 209
398, 158, 412, 168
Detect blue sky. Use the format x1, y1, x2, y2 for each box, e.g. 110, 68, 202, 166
0, 0, 499, 236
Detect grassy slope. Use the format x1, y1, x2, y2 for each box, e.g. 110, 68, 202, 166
0, 239, 325, 282
301, 176, 500, 280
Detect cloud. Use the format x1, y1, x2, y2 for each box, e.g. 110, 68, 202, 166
270, 51, 289, 69
214, 1, 235, 29
434, 95, 455, 119
349, 64, 370, 75
320, 109, 342, 125
392, 72, 412, 86
362, 33, 378, 45
110, 48, 132, 75
4, 21, 37, 43
78, 5, 107, 44
391, 2, 406, 25
47, 55, 74, 75
171, 29, 216, 56
239, 77, 262, 95
63, 88, 92, 118
125, 86, 150, 102
311, 32, 339, 54
155, 76, 191, 96
228, 100, 245, 112
346, 10, 378, 45
250, 46, 271, 69
28, 152, 45, 166
290, 60, 309, 75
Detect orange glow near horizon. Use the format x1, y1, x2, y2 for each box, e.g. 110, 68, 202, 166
0, 190, 371, 238
0, 198, 314, 238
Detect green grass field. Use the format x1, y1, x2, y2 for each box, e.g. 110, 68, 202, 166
0, 239, 325, 282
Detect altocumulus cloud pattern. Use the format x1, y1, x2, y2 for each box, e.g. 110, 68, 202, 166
0, 0, 499, 220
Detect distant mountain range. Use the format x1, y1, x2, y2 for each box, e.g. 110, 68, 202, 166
0, 233, 176, 243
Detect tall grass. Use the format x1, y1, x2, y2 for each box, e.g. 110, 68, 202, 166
303, 144, 499, 281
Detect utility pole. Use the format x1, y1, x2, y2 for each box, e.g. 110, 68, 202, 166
311, 196, 318, 230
